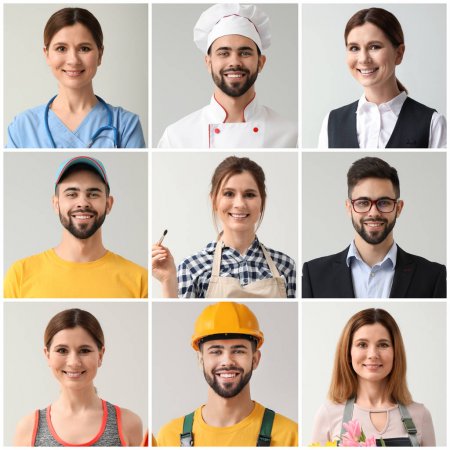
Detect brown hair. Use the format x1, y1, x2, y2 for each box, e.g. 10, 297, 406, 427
44, 7, 103, 51
328, 308, 412, 405
44, 309, 104, 350
345, 8, 407, 94
210, 156, 266, 230
347, 157, 400, 198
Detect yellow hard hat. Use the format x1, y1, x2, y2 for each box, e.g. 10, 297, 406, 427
191, 302, 264, 351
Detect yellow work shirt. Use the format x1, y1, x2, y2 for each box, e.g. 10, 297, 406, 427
4, 249, 148, 298
157, 401, 298, 446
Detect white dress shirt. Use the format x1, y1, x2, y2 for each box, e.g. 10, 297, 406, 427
318, 92, 447, 148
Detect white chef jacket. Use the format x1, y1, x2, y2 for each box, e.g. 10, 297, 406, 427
318, 92, 447, 148
158, 94, 298, 148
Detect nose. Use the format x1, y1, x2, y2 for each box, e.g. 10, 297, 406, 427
76, 194, 92, 208
358, 48, 371, 64
219, 351, 235, 366
367, 345, 379, 359
67, 48, 81, 65
67, 351, 82, 367
227, 51, 243, 68
233, 194, 246, 208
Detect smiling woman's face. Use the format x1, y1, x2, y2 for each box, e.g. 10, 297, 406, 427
44, 23, 102, 90
44, 326, 104, 389
350, 323, 394, 384
345, 22, 404, 91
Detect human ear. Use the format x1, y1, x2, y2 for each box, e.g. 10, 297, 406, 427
98, 347, 105, 367
52, 195, 59, 214
197, 351, 204, 369
98, 47, 104, 66
43, 46, 50, 66
204, 55, 212, 74
106, 196, 114, 215
395, 200, 404, 218
257, 55, 266, 73
395, 44, 405, 65
345, 198, 353, 217
43, 347, 50, 365
252, 350, 261, 370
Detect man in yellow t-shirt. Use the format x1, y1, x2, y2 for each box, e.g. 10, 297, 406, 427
4, 156, 148, 298
156, 302, 298, 446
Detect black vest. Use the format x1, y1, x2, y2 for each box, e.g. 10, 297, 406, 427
328, 97, 436, 148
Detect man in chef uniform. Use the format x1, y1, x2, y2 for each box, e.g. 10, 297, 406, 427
157, 4, 298, 148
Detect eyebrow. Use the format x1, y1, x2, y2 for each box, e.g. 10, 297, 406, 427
215, 46, 255, 52
354, 338, 391, 343
207, 344, 249, 350
222, 187, 258, 192
63, 187, 104, 193
52, 41, 94, 46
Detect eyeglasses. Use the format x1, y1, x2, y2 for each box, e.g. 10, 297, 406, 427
350, 198, 398, 213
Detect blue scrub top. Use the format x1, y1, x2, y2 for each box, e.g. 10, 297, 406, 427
6, 101, 146, 148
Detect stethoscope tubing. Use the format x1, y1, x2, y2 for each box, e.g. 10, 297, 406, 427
44, 94, 118, 148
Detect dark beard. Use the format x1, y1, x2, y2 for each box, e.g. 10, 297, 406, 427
59, 209, 106, 240
204, 366, 253, 398
212, 68, 258, 98
352, 216, 396, 245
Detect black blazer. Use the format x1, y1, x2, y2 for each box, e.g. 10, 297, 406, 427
302, 246, 446, 298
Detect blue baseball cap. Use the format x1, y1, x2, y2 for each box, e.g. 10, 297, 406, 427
55, 156, 109, 189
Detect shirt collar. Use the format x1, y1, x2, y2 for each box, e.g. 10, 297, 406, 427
356, 91, 407, 117
346, 240, 397, 269
207, 93, 259, 123
206, 235, 260, 255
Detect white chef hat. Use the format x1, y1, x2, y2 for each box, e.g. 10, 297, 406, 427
194, 4, 271, 54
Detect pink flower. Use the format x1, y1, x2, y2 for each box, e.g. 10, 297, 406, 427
340, 435, 360, 447
342, 419, 362, 442
362, 436, 376, 447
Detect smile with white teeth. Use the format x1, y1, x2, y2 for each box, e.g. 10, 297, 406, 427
364, 222, 384, 227
63, 370, 86, 378
63, 70, 85, 77
358, 68, 378, 74
229, 213, 249, 218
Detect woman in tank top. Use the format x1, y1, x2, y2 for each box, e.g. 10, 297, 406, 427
152, 156, 296, 298
311, 308, 435, 446
318, 7, 446, 149
13, 309, 143, 446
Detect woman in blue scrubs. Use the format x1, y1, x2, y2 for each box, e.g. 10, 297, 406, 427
7, 8, 145, 148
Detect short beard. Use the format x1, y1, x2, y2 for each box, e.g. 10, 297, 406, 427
212, 68, 258, 98
59, 209, 106, 240
203, 366, 253, 398
352, 215, 396, 245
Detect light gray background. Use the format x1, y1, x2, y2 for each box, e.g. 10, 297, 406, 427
4, 152, 148, 272
302, 302, 446, 446
302, 3, 447, 147
152, 4, 298, 147
152, 152, 298, 298
302, 152, 446, 265
4, 302, 148, 446
4, 4, 148, 146
153, 301, 298, 436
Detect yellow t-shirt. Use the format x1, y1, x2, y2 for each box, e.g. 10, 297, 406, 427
4, 249, 148, 298
157, 401, 298, 447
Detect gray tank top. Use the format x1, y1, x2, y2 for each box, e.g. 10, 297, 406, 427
33, 400, 123, 447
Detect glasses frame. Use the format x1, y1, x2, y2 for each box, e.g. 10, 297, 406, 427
350, 197, 398, 214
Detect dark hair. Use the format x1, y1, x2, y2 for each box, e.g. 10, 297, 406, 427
57, 163, 110, 196
329, 308, 412, 405
199, 333, 258, 352
347, 157, 400, 198
345, 8, 407, 94
44, 308, 104, 350
44, 7, 103, 51
210, 156, 266, 229
207, 41, 262, 56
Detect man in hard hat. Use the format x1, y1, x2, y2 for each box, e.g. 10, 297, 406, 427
156, 302, 298, 446
157, 4, 297, 148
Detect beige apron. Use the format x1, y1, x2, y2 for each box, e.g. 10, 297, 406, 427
205, 241, 288, 298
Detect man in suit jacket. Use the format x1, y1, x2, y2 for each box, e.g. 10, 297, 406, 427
302, 157, 446, 298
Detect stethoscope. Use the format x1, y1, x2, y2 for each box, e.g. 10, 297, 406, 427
44, 95, 119, 148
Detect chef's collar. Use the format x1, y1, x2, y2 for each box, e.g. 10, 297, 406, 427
208, 94, 259, 123
357, 91, 407, 117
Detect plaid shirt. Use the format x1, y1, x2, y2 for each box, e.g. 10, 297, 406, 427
177, 237, 296, 298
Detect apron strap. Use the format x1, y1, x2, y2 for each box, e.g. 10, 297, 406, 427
211, 241, 224, 277
180, 412, 195, 446
257, 408, 275, 447
259, 243, 281, 277
398, 403, 420, 447
341, 397, 355, 435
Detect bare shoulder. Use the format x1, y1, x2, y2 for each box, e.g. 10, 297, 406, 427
120, 408, 143, 446
14, 411, 37, 446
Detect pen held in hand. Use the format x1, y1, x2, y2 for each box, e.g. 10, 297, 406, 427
157, 229, 168, 246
